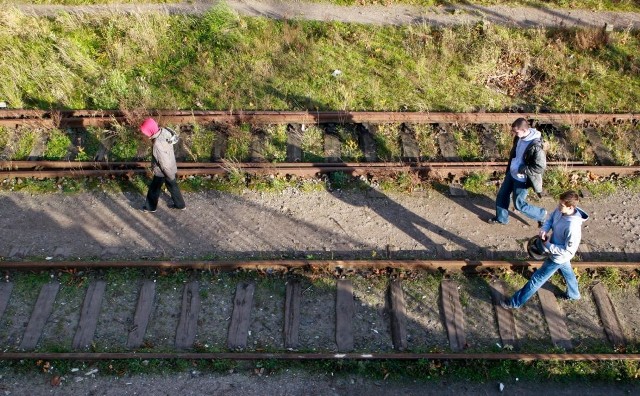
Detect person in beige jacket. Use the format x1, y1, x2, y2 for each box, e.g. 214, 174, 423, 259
140, 118, 185, 212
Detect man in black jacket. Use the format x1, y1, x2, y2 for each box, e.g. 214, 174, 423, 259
488, 118, 546, 226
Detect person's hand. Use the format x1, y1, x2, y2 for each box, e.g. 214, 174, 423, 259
539, 230, 547, 241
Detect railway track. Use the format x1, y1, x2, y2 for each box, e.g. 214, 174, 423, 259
0, 260, 637, 362
3, 160, 634, 179
1, 110, 639, 128
1, 111, 639, 180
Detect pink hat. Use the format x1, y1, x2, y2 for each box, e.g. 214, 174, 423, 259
140, 118, 159, 137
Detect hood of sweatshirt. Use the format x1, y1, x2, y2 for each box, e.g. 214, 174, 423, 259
567, 206, 589, 223
522, 128, 541, 142
151, 127, 172, 141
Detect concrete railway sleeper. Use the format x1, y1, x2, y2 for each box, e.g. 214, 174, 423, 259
0, 260, 637, 361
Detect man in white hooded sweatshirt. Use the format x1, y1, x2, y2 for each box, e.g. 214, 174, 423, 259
502, 190, 589, 308
489, 118, 547, 226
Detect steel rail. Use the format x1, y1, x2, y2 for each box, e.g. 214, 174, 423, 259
0, 352, 637, 361
1, 260, 638, 270
1, 163, 637, 179
0, 110, 638, 127
0, 160, 585, 170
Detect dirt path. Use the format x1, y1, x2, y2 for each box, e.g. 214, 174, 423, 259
13, 0, 640, 29
2, 188, 639, 262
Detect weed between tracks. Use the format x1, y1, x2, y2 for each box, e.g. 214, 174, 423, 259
1, 169, 640, 200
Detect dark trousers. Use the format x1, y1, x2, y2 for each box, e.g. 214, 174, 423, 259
145, 176, 185, 210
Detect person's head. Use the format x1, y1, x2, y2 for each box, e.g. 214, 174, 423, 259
511, 118, 530, 138
558, 190, 579, 215
140, 118, 159, 138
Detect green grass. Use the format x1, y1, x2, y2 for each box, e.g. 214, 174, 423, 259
378, 171, 422, 192
108, 125, 139, 161
373, 124, 402, 161
1, 8, 639, 112
226, 124, 252, 162
453, 125, 483, 160
186, 123, 217, 162
337, 125, 364, 161
262, 124, 288, 162
461, 172, 495, 195
413, 124, 438, 160
300, 125, 325, 162
43, 129, 71, 160
12, 129, 37, 160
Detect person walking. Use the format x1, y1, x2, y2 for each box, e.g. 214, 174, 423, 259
501, 190, 589, 309
488, 117, 547, 226
140, 118, 186, 212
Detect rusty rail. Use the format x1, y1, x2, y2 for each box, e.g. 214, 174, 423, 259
1, 259, 639, 270
1, 161, 637, 179
0, 352, 637, 361
1, 110, 639, 127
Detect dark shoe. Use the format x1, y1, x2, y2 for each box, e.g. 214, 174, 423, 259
168, 204, 186, 210
499, 299, 514, 309
141, 206, 156, 213
487, 217, 505, 225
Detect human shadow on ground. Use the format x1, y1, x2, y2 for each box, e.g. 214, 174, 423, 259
324, 170, 486, 259
430, 181, 535, 228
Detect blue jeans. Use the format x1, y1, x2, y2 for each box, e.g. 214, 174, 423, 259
508, 258, 580, 308
495, 173, 546, 224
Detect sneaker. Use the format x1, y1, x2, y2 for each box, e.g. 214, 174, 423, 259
141, 206, 156, 213
558, 293, 579, 301
487, 217, 505, 225
499, 299, 514, 309
168, 204, 186, 210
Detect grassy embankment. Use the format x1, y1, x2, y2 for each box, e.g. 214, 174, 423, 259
1, 6, 639, 195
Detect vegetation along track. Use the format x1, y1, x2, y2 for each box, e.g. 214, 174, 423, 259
0, 260, 638, 362
1, 111, 639, 180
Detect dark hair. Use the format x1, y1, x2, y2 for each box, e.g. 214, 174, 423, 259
559, 190, 580, 207
511, 118, 529, 130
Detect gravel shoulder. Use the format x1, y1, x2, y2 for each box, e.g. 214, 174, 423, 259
2, 188, 638, 262
2, 368, 640, 395
12, 0, 640, 29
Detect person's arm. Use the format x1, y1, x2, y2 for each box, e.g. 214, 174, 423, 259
544, 227, 581, 262
538, 209, 555, 240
